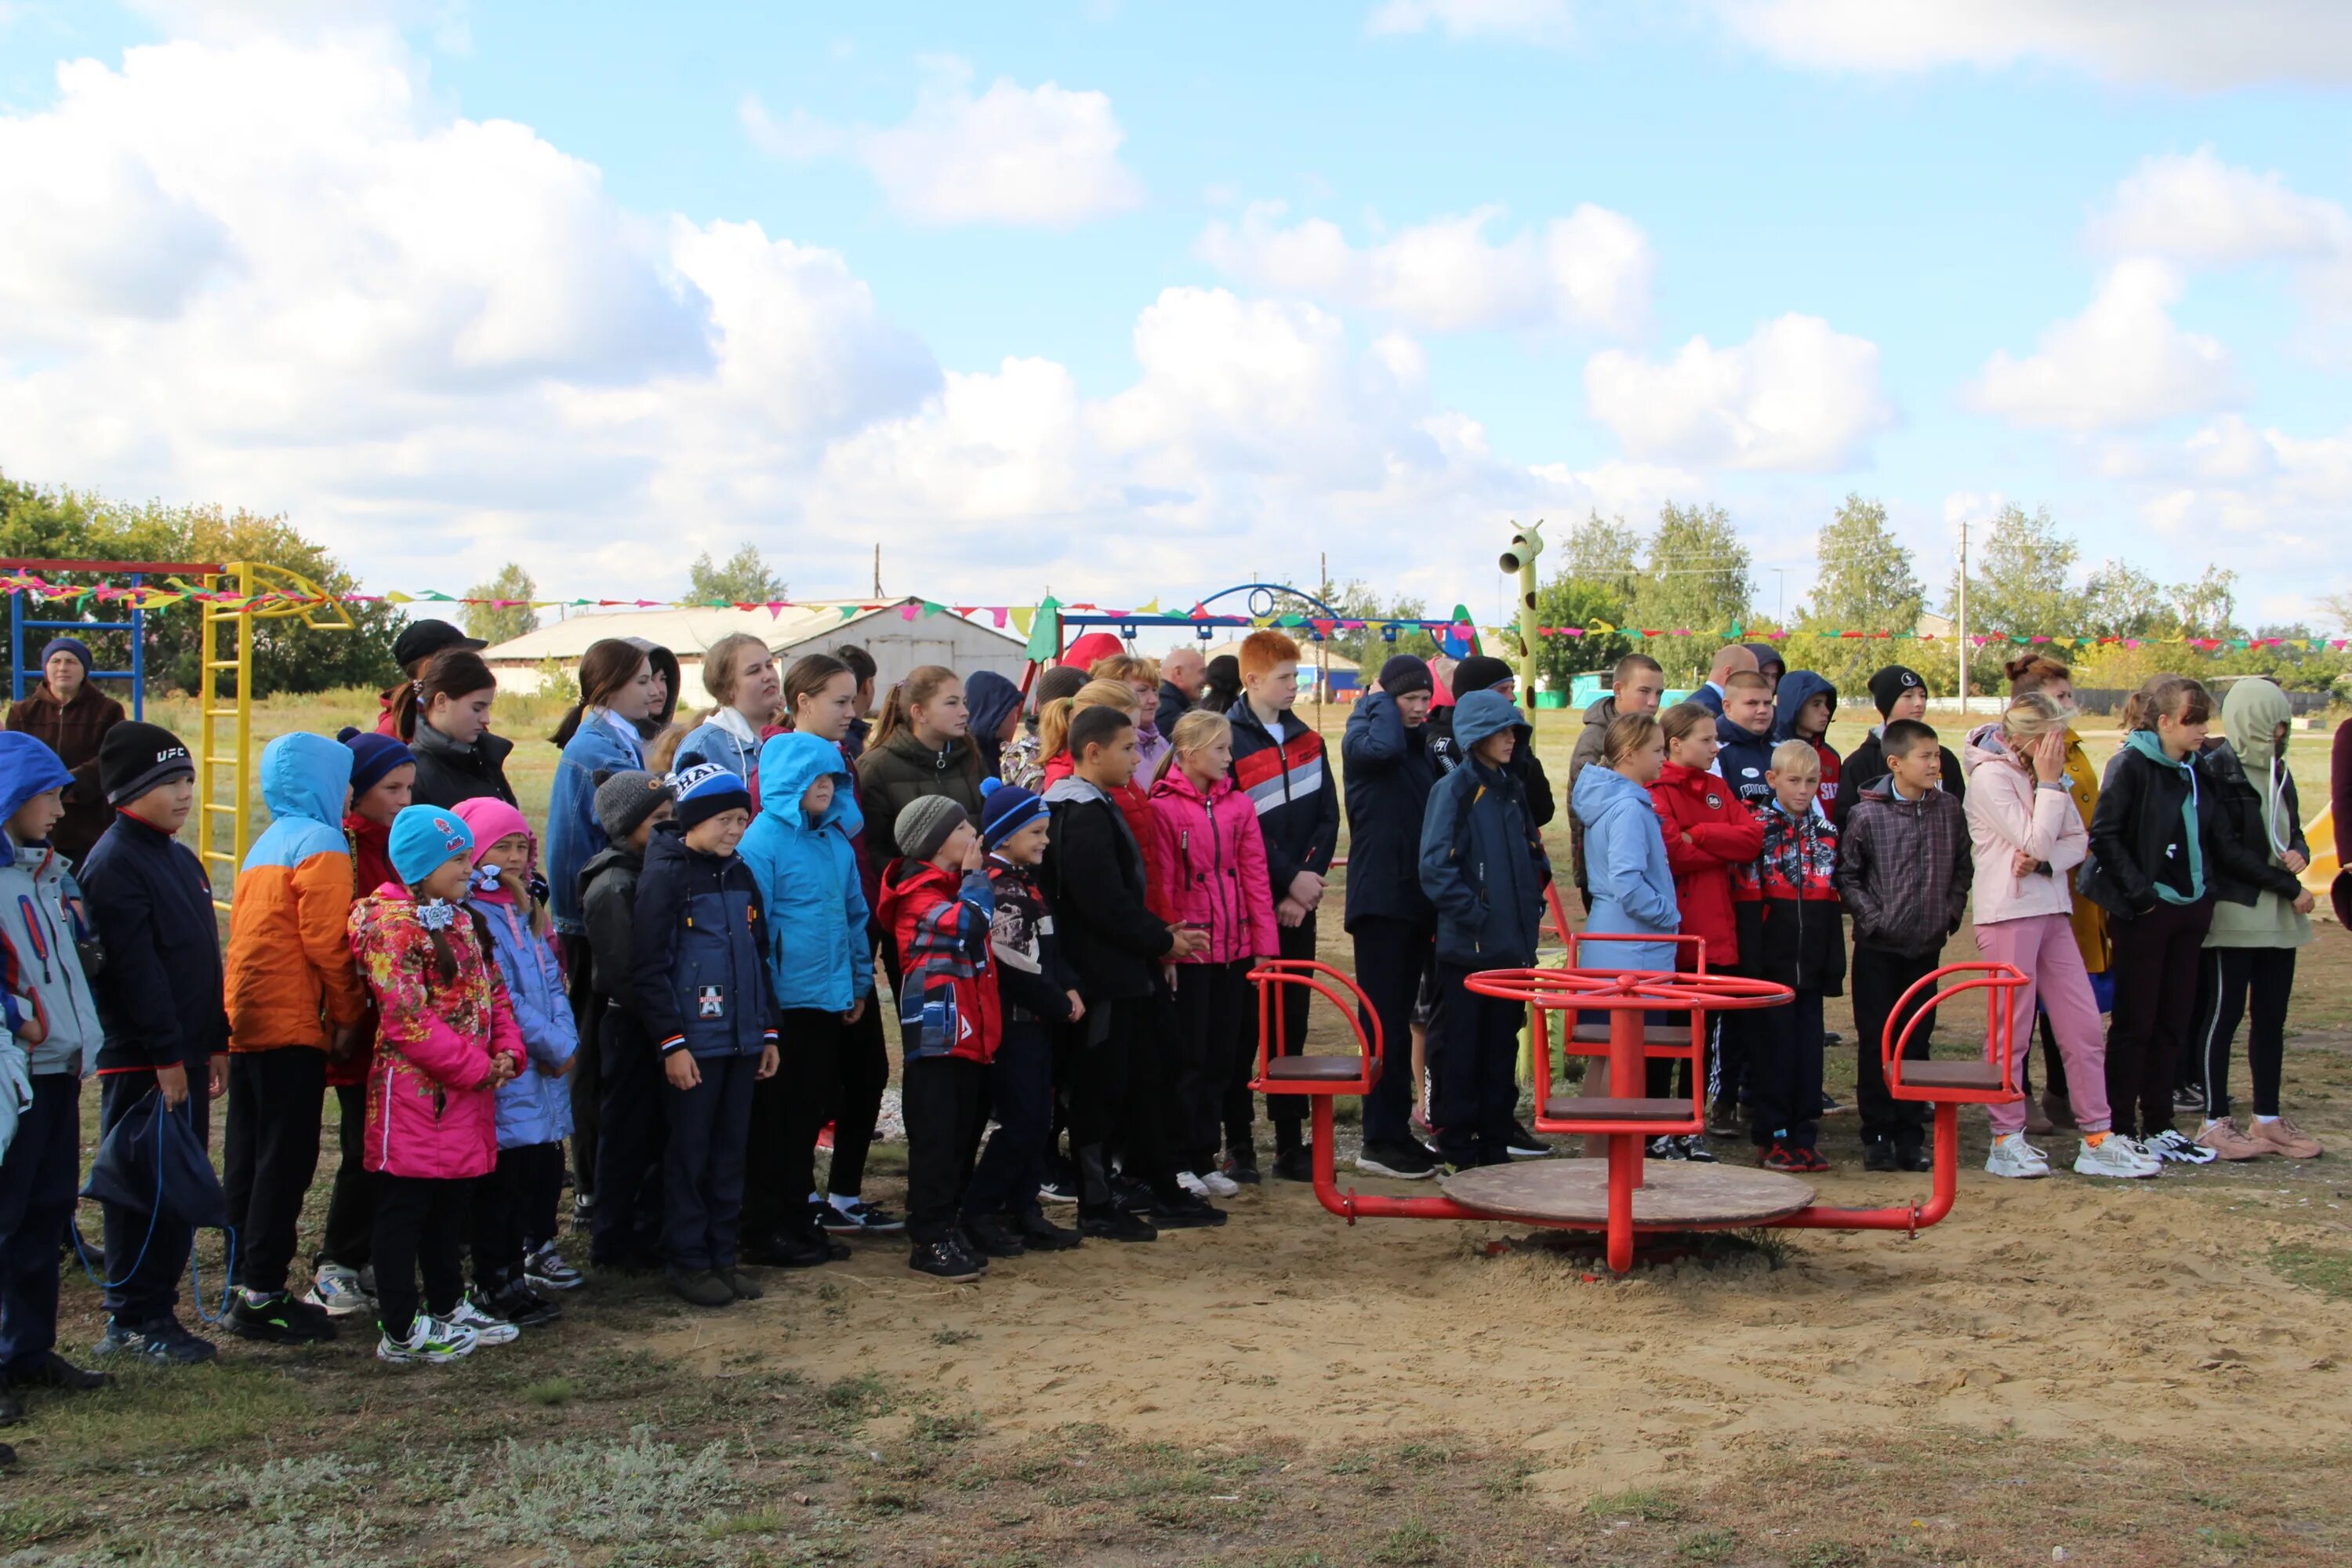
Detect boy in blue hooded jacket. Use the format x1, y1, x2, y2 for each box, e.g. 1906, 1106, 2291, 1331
1417, 691, 1551, 1170
735, 731, 873, 1267
0, 733, 111, 1418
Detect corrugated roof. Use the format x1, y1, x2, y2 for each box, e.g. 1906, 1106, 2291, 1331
480, 601, 898, 661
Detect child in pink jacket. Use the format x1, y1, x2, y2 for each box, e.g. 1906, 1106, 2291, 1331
349, 806, 526, 1366
1962, 695, 2152, 1183
1145, 710, 1279, 1196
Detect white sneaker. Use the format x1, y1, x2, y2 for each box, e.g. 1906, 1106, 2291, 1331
2074, 1136, 2159, 1180
376, 1313, 477, 1364
1175, 1171, 1211, 1200
1196, 1168, 1240, 1198
449, 1293, 521, 1345
306, 1263, 374, 1317
1984, 1134, 2050, 1179
2146, 1127, 2218, 1165
2112, 1135, 2165, 1175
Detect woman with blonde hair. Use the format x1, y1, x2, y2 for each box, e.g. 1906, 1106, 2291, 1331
677, 633, 781, 785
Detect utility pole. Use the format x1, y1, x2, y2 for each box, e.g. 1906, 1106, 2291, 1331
1955, 518, 1970, 717
872, 543, 882, 598
1316, 549, 1327, 722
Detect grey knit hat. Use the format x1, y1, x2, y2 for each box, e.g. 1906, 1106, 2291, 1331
593, 768, 672, 842
895, 796, 970, 863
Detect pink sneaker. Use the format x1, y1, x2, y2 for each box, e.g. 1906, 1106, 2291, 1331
2194, 1120, 2267, 1161
2251, 1116, 2324, 1159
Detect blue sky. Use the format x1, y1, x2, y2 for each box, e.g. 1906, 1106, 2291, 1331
3, 1, 2350, 630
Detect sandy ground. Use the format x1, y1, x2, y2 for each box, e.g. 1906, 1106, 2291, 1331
653, 1090, 2352, 1508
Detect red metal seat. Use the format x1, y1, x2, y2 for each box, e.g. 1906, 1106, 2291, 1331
1247, 960, 1381, 1098
1882, 963, 2028, 1105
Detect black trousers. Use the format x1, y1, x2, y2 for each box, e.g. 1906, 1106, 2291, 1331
1170, 959, 1253, 1174
903, 1054, 987, 1246
315, 1080, 373, 1272
830, 957, 890, 1199
1226, 917, 1316, 1149
372, 1174, 473, 1339
2104, 898, 2212, 1138
2195, 945, 2298, 1121
223, 1047, 326, 1294
1073, 995, 1172, 1180
471, 1141, 564, 1290
99, 1068, 210, 1324
965, 1021, 1054, 1220
563, 933, 599, 1199
0, 1076, 79, 1371
1353, 918, 1433, 1147
1429, 962, 1523, 1167
591, 1006, 667, 1267
1747, 989, 1824, 1149
749, 1006, 846, 1243
1851, 946, 1938, 1147
661, 1052, 757, 1272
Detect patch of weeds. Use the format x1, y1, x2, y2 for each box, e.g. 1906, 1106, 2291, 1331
1373, 1519, 1443, 1565
2196, 1525, 2259, 1552
2271, 1241, 2352, 1301
1789, 1544, 1864, 1568
0, 1499, 89, 1548
853, 1485, 921, 1517
822, 1370, 895, 1421
1675, 1526, 1737, 1563
931, 1326, 978, 1346
1326, 1454, 1374, 1475
521, 1376, 578, 1407
1394, 1442, 1454, 1469
437, 1425, 739, 1551
706, 1508, 793, 1538
1585, 1485, 1684, 1523
1010, 1454, 1064, 1483
1483, 1457, 1537, 1500
913, 1410, 981, 1444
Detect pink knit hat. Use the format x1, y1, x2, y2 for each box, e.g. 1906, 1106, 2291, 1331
452, 797, 532, 865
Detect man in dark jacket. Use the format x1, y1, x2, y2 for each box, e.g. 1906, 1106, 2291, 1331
1225, 630, 1339, 1181
1043, 706, 1210, 1238
1836, 666, 1963, 826
1566, 653, 1666, 908
1831, 720, 1972, 1171
1343, 655, 1442, 1180
1428, 655, 1555, 829
82, 724, 225, 1366
1417, 691, 1551, 1170
1156, 645, 1204, 742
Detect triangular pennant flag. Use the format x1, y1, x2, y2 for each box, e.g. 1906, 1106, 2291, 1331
1010, 607, 1035, 637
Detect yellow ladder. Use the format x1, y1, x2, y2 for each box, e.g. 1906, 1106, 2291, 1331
194, 562, 354, 911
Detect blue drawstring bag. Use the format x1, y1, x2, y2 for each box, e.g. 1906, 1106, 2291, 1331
75, 1092, 236, 1320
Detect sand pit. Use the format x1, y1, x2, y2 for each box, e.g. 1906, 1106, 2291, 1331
652, 1135, 2352, 1506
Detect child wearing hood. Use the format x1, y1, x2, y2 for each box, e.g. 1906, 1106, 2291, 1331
1772, 671, 1842, 813
223, 732, 370, 1345
0, 734, 110, 1414
735, 731, 874, 1269
1417, 691, 1552, 1171
2188, 679, 2321, 1160
349, 806, 527, 1364
456, 798, 579, 1322
962, 670, 1025, 783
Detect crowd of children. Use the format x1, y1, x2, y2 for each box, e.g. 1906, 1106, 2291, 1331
0, 615, 2334, 1444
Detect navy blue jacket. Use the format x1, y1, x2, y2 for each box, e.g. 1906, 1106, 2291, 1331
81, 812, 227, 1073
1714, 711, 1777, 811
628, 825, 779, 1060
1341, 689, 1439, 933
1417, 692, 1552, 970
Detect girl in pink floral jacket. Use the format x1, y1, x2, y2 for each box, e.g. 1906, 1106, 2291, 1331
347, 805, 524, 1364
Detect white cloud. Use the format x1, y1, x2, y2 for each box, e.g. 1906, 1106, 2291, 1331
1365, 0, 1574, 45
1196, 201, 1648, 336
742, 56, 1142, 228
1582, 314, 1893, 471
2094, 148, 2352, 267
1969, 260, 2234, 433
1711, 0, 2352, 89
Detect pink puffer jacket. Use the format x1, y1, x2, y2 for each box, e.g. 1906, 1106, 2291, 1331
348, 884, 524, 1180
1962, 727, 2088, 927
1145, 766, 1279, 965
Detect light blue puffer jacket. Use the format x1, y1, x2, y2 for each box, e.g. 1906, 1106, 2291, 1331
737, 731, 873, 1014
467, 892, 578, 1147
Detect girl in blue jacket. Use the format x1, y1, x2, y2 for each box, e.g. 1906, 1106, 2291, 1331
456, 798, 579, 1327
736, 731, 874, 1265
1572, 711, 1679, 973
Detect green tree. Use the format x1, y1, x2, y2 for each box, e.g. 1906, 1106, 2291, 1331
1531, 574, 1632, 693
1310, 577, 1439, 673
1784, 493, 1923, 694
1559, 510, 1643, 602
1953, 503, 2076, 695
1630, 501, 1751, 685
688, 543, 788, 604
463, 561, 540, 648
2318, 589, 2352, 635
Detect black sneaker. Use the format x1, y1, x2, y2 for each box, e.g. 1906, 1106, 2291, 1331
1679, 1135, 1719, 1163
946, 1233, 991, 1276
1822, 1031, 1843, 1047
1707, 1101, 1744, 1138
96, 1316, 218, 1367
1272, 1148, 1313, 1182
1894, 1142, 1933, 1173
1110, 1174, 1156, 1214
718, 1265, 764, 1301
5, 1352, 111, 1392
909, 1240, 982, 1282
1014, 1209, 1083, 1251
1079, 1207, 1158, 1243
963, 1216, 1028, 1259
1357, 1139, 1438, 1180
2172, 1081, 2207, 1113
666, 1266, 735, 1308
1036, 1174, 1081, 1205
1507, 1122, 1554, 1159
570, 1192, 594, 1236
820, 1199, 906, 1235
488, 1281, 564, 1328
1862, 1142, 1899, 1173
1222, 1149, 1262, 1185
1645, 1135, 1689, 1161
1820, 1091, 1846, 1116
742, 1230, 836, 1269
224, 1290, 337, 1345
1148, 1192, 1227, 1229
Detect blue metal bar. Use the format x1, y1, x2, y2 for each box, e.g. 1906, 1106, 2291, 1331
12, 571, 151, 715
